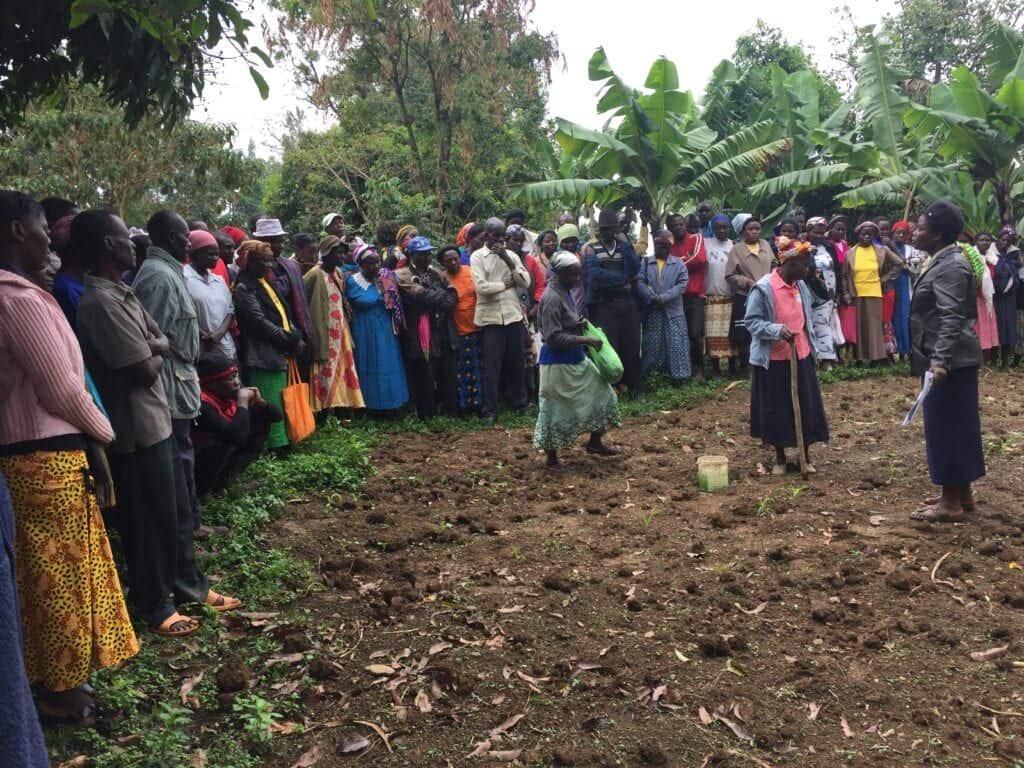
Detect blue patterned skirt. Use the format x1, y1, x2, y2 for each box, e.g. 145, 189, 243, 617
456, 332, 483, 415
642, 309, 691, 380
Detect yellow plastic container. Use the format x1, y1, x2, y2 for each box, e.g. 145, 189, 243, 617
697, 455, 729, 492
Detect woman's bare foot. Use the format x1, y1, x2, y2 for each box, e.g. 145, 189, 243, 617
910, 503, 966, 523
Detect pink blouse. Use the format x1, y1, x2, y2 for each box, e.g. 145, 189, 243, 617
768, 270, 812, 361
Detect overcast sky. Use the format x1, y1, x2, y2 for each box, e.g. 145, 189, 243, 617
192, 0, 897, 158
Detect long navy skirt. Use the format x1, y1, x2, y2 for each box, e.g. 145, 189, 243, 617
0, 473, 50, 768
923, 366, 986, 486
750, 356, 830, 449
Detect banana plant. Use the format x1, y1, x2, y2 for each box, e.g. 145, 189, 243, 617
513, 47, 791, 223
903, 22, 1024, 225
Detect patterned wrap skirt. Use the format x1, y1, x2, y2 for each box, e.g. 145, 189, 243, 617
456, 332, 484, 415
923, 366, 985, 486
705, 296, 734, 359
534, 359, 621, 451
810, 301, 841, 361
642, 309, 691, 380
0, 450, 138, 690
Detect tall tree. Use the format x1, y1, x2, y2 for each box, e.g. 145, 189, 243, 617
0, 0, 272, 129
270, 0, 557, 233
0, 87, 264, 225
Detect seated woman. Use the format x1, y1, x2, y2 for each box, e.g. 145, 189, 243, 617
192, 352, 284, 496
534, 252, 621, 468
345, 247, 410, 414
745, 237, 830, 475
303, 237, 365, 417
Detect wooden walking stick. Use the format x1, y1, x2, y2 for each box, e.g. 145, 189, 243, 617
789, 338, 808, 479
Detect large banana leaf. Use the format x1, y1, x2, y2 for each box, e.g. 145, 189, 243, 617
511, 177, 628, 207
554, 119, 638, 161
836, 166, 953, 208
746, 164, 854, 198
685, 138, 793, 198
685, 121, 777, 179
854, 26, 910, 167
985, 22, 1024, 88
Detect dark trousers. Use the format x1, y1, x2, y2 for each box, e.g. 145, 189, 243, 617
194, 413, 275, 497
172, 418, 201, 530
110, 437, 208, 627
590, 298, 643, 392
480, 322, 527, 418
405, 356, 443, 419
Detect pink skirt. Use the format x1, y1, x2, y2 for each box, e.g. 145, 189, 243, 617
838, 304, 857, 344
976, 295, 999, 350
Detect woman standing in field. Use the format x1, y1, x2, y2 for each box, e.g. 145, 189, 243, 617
909, 200, 984, 522
840, 221, 904, 365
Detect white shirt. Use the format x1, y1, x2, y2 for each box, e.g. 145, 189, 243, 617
470, 247, 530, 327
705, 237, 733, 297
184, 264, 236, 359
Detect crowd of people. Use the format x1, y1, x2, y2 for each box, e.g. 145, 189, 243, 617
0, 186, 1007, 762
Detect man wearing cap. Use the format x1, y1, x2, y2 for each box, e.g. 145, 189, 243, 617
395, 237, 458, 418
582, 207, 644, 397
471, 218, 531, 426
184, 229, 236, 361
322, 213, 345, 239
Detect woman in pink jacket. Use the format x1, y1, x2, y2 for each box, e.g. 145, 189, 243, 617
0, 191, 137, 725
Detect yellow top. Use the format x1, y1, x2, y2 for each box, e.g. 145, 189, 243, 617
747, 242, 760, 256
656, 258, 665, 274
852, 245, 882, 298
259, 278, 291, 332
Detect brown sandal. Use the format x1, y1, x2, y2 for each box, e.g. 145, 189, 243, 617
153, 612, 200, 637
910, 504, 966, 523
205, 590, 242, 612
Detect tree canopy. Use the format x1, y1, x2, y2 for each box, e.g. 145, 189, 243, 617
0, 87, 265, 226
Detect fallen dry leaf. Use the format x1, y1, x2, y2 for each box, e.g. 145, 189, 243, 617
289, 744, 322, 768
266, 652, 306, 667
467, 740, 492, 758
515, 670, 549, 686
841, 716, 854, 737
269, 721, 302, 735
869, 514, 886, 526
970, 645, 1009, 662
497, 605, 523, 614
674, 648, 691, 663
353, 720, 392, 754
365, 664, 396, 676
808, 702, 821, 721
488, 749, 523, 762
738, 602, 768, 615
490, 712, 525, 737
414, 689, 432, 713
57, 758, 90, 768
179, 671, 204, 706
338, 736, 370, 754
428, 641, 452, 656
716, 712, 753, 742
698, 706, 714, 725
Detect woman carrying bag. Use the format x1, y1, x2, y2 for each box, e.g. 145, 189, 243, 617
233, 240, 311, 450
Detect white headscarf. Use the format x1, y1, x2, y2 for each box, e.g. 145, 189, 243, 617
550, 251, 580, 272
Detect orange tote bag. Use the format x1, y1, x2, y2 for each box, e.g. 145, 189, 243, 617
282, 358, 315, 443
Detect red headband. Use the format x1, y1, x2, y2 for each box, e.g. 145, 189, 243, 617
199, 364, 238, 385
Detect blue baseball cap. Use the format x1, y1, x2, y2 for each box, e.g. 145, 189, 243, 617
406, 236, 434, 253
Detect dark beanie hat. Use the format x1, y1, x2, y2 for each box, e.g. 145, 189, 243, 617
924, 199, 965, 243
598, 207, 620, 228
197, 351, 237, 383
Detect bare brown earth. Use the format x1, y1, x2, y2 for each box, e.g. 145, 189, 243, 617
260, 369, 1024, 768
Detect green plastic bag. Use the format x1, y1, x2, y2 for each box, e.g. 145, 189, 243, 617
583, 321, 623, 384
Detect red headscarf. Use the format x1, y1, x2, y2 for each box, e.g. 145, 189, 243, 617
456, 222, 475, 247
892, 220, 911, 233
220, 226, 247, 247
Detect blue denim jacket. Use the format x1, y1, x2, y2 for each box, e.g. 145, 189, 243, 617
743, 273, 818, 369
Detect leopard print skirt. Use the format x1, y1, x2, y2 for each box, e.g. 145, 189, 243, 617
0, 450, 138, 691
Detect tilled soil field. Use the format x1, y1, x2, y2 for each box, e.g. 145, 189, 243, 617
260, 369, 1024, 768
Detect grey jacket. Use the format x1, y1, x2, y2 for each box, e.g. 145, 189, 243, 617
909, 244, 981, 376
744, 273, 818, 370
638, 255, 688, 320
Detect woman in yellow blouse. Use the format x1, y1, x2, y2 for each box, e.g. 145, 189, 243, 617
841, 221, 904, 363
